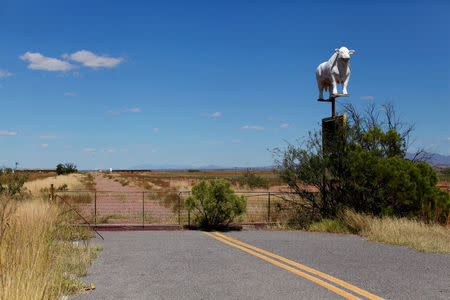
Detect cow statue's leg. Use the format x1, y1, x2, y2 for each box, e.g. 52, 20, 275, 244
318, 81, 324, 100
331, 76, 338, 97
342, 75, 350, 95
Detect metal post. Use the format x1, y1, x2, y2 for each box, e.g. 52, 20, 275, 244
331, 98, 336, 117
188, 210, 190, 227
142, 192, 145, 227
50, 184, 54, 202
267, 192, 271, 222
94, 192, 97, 226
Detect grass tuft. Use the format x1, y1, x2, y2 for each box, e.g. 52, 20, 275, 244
308, 218, 349, 233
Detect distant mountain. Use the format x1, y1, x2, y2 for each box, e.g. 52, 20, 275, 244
129, 163, 275, 171
406, 153, 450, 167
129, 163, 194, 170
128, 153, 450, 171
427, 153, 450, 167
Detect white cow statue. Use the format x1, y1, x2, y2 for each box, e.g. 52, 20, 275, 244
316, 47, 355, 100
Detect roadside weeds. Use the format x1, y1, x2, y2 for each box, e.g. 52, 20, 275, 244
307, 210, 450, 253
0, 199, 101, 299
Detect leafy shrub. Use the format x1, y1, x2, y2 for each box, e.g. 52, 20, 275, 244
56, 163, 78, 175
0, 165, 27, 198
185, 180, 247, 228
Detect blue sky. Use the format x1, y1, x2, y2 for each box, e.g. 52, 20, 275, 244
0, 0, 449, 169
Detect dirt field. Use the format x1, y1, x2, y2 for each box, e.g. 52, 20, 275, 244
98, 170, 289, 192
56, 174, 180, 225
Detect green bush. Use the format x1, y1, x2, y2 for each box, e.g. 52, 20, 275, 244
56, 163, 77, 175
185, 180, 247, 228
0, 166, 27, 198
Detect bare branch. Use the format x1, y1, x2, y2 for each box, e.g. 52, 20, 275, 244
364, 102, 381, 129
410, 148, 433, 163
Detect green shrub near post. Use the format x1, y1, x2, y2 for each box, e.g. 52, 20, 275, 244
185, 179, 247, 228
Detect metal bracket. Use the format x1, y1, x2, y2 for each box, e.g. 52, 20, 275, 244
318, 94, 349, 117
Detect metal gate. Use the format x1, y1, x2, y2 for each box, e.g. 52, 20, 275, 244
55, 189, 300, 227
55, 190, 183, 226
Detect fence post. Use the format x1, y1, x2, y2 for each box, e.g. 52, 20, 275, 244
267, 192, 271, 223
142, 191, 145, 227
178, 192, 181, 227
50, 184, 54, 202
94, 192, 97, 226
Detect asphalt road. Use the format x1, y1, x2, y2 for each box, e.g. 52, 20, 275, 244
73, 231, 449, 300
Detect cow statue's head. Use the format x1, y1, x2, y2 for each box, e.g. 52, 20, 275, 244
335, 47, 355, 62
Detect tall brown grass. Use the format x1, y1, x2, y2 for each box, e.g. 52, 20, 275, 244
364, 216, 450, 253
0, 199, 99, 299
308, 209, 450, 253
23, 173, 86, 195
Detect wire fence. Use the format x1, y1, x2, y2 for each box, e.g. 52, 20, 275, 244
55, 190, 299, 226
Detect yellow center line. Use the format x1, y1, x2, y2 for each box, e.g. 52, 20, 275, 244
203, 231, 361, 300
213, 232, 383, 300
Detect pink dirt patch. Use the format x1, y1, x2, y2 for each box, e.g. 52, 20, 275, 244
94, 175, 145, 192
78, 175, 180, 225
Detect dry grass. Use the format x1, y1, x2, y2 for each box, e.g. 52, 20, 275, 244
364, 217, 450, 253
308, 209, 450, 253
23, 173, 86, 195
80, 173, 96, 191
167, 178, 197, 190
308, 218, 349, 233
24, 171, 57, 182
0, 199, 100, 299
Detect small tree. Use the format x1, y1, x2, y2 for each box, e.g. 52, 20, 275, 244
56, 163, 77, 175
185, 180, 247, 228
